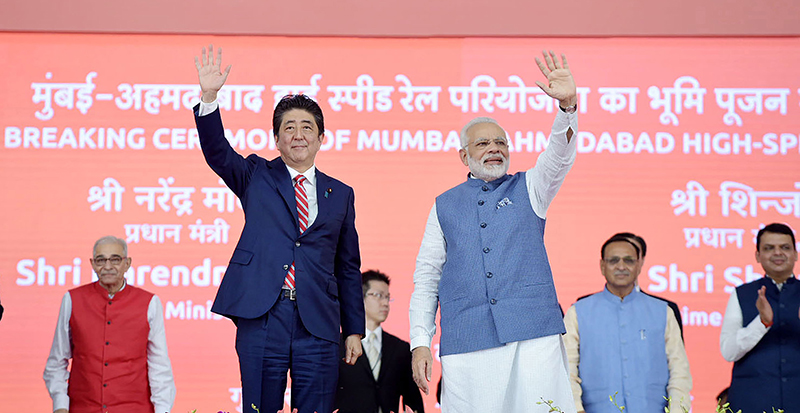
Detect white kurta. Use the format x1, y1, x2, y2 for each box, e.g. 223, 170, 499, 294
409, 110, 579, 413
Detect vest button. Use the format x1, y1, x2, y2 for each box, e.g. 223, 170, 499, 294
478, 200, 484, 206
106, 341, 110, 345
783, 377, 788, 382
103, 405, 107, 408
482, 185, 489, 191
103, 383, 107, 387
480, 222, 487, 228
105, 362, 109, 366
107, 321, 111, 325
780, 303, 785, 308
483, 247, 490, 253
486, 272, 493, 278
490, 298, 497, 305
108, 301, 113, 305
295, 241, 301, 247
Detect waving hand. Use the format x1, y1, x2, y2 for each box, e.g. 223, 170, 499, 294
194, 44, 232, 103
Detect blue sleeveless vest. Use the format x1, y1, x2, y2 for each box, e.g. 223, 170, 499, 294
728, 277, 800, 413
435, 172, 564, 356
575, 289, 670, 412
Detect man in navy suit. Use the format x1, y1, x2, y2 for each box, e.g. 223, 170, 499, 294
193, 45, 364, 413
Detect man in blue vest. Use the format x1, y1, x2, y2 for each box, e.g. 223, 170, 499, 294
720, 222, 800, 413
409, 50, 578, 412
563, 235, 692, 413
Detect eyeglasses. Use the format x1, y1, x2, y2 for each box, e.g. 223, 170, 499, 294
466, 138, 508, 150
603, 257, 638, 266
365, 292, 394, 303
93, 256, 126, 266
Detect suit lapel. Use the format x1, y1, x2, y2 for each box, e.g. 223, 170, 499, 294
305, 169, 331, 233
356, 350, 376, 381
377, 331, 394, 383
266, 157, 298, 225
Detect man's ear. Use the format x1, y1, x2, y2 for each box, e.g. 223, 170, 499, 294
459, 149, 469, 166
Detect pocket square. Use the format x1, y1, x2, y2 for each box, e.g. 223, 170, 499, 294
496, 197, 513, 209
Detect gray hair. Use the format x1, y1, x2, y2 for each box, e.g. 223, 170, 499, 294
93, 235, 128, 257
460, 117, 503, 149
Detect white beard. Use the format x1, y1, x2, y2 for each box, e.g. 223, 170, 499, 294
467, 152, 509, 181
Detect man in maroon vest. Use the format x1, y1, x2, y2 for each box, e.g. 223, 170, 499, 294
44, 236, 176, 413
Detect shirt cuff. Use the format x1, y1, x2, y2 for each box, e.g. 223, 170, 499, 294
53, 394, 69, 411
197, 99, 219, 117
154, 403, 171, 413
410, 335, 432, 351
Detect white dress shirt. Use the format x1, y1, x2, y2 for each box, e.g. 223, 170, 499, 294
43, 283, 176, 413
198, 99, 319, 226
409, 110, 578, 350
719, 276, 794, 362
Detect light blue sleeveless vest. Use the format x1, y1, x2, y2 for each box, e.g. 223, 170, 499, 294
575, 288, 670, 412
435, 172, 565, 356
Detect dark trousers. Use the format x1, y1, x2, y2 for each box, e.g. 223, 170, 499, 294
236, 294, 339, 413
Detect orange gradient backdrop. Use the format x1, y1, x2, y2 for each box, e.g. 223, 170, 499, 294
1, 33, 799, 413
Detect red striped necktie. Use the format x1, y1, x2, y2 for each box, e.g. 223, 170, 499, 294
284, 175, 308, 290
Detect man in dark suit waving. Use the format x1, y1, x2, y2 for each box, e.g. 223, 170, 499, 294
193, 45, 364, 413
335, 270, 425, 413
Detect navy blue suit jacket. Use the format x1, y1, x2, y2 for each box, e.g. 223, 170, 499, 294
194, 106, 365, 343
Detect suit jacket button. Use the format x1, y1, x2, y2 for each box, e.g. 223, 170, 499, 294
295, 241, 301, 247
283, 264, 289, 270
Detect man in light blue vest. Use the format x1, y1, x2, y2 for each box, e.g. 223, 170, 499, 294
720, 223, 800, 413
563, 235, 692, 413
409, 50, 579, 412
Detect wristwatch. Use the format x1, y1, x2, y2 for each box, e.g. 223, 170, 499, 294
559, 104, 577, 114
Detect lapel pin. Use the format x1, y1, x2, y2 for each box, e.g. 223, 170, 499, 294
325, 188, 332, 198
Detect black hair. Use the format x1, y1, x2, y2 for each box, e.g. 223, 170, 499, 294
601, 235, 641, 260
613, 232, 647, 258
272, 94, 325, 136
756, 223, 796, 251
362, 270, 391, 295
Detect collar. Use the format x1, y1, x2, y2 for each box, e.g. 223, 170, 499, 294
465, 172, 510, 188
362, 326, 383, 346
767, 274, 797, 291
286, 164, 317, 185
601, 285, 639, 303
95, 279, 127, 299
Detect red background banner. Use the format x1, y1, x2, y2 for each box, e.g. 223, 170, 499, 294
1, 34, 799, 412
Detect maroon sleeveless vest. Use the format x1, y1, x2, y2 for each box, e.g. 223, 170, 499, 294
68, 282, 154, 413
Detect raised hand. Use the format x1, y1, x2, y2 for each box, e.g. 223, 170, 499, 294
756, 286, 774, 327
535, 50, 577, 108
194, 44, 232, 103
